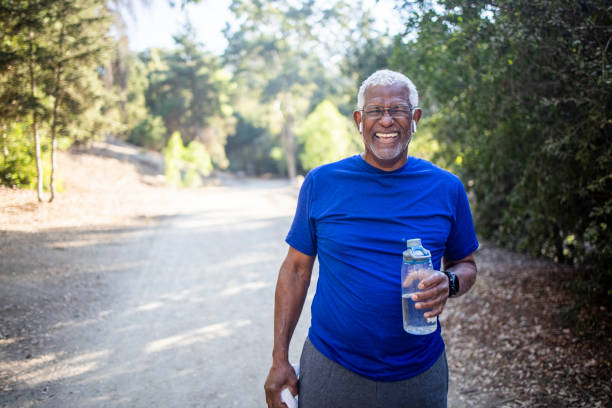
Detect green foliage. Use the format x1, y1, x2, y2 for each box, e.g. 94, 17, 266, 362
123, 54, 153, 138
407, 114, 445, 166
45, 0, 114, 137
140, 24, 234, 165
128, 115, 167, 150
163, 131, 213, 187
225, 114, 281, 175
0, 123, 66, 191
0, 0, 115, 195
391, 0, 612, 301
340, 9, 394, 111
223, 0, 352, 178
184, 140, 213, 178
164, 131, 185, 187
0, 124, 36, 188
296, 100, 361, 171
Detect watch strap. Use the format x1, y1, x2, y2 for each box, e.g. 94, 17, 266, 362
444, 270, 459, 297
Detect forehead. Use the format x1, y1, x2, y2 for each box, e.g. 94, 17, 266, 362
363, 83, 411, 106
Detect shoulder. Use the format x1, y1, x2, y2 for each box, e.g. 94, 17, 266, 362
299, 155, 364, 199
304, 155, 362, 181
407, 157, 462, 184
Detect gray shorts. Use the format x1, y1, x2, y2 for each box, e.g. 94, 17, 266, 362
298, 338, 448, 408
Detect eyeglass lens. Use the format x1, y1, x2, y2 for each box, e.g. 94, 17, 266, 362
364, 105, 413, 118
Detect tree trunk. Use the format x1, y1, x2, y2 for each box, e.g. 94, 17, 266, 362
49, 118, 58, 203
279, 93, 297, 179
1, 125, 7, 158
49, 22, 65, 203
281, 117, 296, 180
553, 224, 565, 264
29, 30, 43, 203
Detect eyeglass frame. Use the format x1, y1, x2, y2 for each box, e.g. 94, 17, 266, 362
359, 104, 421, 120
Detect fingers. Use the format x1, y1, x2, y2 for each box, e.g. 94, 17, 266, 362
415, 271, 448, 296
265, 383, 294, 408
411, 271, 449, 318
418, 271, 445, 290
264, 382, 287, 408
418, 293, 447, 318
264, 364, 298, 408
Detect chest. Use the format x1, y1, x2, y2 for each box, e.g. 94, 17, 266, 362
310, 176, 456, 268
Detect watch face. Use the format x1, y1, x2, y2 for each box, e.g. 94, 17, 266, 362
446, 271, 458, 297
450, 273, 459, 296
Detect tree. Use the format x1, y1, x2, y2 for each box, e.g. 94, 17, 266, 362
340, 7, 394, 110
0, 0, 55, 201
124, 54, 167, 149
142, 24, 234, 167
225, 113, 280, 175
391, 0, 612, 299
0, 0, 114, 200
224, 0, 352, 178
163, 131, 213, 187
296, 100, 361, 171
45, 0, 113, 201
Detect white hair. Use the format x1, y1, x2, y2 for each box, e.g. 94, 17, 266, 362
356, 69, 419, 109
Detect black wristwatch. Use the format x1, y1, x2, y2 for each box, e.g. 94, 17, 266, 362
444, 270, 460, 298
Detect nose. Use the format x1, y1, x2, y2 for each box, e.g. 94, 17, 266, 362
380, 112, 394, 127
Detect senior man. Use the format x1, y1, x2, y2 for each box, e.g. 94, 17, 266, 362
264, 69, 478, 408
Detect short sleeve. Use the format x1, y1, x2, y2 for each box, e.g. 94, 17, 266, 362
444, 180, 479, 261
285, 172, 317, 256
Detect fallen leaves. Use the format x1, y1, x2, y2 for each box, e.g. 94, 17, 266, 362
442, 243, 611, 407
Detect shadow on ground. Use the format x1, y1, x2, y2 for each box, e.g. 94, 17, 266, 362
0, 208, 304, 407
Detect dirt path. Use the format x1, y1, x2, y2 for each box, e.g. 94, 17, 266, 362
1, 143, 610, 407
1, 175, 312, 407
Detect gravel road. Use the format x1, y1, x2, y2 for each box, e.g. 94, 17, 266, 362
1, 179, 315, 407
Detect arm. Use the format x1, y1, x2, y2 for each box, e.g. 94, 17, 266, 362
264, 246, 315, 408
413, 253, 477, 318
444, 253, 477, 297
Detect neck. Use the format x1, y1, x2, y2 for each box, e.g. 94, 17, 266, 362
360, 151, 408, 172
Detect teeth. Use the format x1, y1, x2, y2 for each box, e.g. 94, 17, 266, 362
376, 132, 398, 138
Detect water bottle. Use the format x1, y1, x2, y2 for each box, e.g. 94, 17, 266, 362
401, 238, 438, 335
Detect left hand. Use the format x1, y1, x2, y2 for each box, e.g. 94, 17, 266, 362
411, 271, 449, 318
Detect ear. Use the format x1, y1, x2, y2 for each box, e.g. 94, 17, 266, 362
353, 110, 363, 133
412, 108, 422, 124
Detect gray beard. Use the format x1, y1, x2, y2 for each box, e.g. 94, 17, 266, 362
365, 136, 411, 163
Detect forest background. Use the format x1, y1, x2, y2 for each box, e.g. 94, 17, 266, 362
0, 0, 610, 314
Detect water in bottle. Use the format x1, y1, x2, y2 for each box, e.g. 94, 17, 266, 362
401, 238, 438, 335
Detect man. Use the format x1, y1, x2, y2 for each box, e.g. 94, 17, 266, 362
264, 69, 478, 408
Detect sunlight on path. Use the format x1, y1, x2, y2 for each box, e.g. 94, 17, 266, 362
0, 179, 311, 407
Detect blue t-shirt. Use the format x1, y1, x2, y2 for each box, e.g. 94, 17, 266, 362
286, 155, 479, 381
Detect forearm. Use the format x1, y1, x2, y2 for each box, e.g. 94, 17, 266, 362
445, 254, 477, 297
272, 255, 313, 363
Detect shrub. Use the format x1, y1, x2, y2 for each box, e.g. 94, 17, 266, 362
0, 123, 37, 188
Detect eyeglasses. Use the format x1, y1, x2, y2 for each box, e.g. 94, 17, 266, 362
362, 105, 416, 119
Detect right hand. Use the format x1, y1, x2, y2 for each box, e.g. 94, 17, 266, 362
264, 360, 298, 408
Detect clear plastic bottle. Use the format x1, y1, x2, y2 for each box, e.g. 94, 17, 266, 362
401, 238, 438, 335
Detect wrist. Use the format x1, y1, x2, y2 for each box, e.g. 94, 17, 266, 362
444, 270, 460, 297
272, 348, 289, 364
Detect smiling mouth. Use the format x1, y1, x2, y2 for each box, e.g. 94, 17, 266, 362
375, 132, 399, 141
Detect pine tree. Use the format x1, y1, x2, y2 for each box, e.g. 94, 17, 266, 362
45, 0, 113, 202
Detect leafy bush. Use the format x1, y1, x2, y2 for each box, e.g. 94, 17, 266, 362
296, 100, 361, 171
163, 131, 213, 187
127, 115, 167, 150
184, 141, 213, 177
391, 0, 611, 302
0, 124, 37, 188
225, 114, 282, 175
164, 132, 185, 187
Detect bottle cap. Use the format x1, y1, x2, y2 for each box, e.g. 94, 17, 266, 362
406, 238, 422, 247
